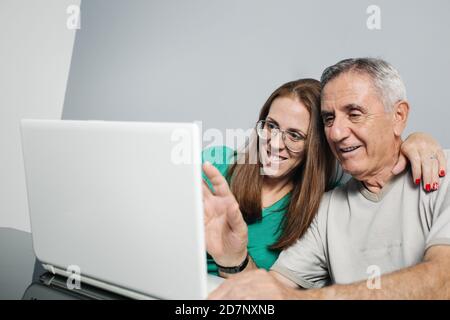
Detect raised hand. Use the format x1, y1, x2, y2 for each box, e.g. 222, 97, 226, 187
202, 162, 248, 267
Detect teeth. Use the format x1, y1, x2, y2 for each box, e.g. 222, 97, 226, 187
268, 154, 286, 162
267, 151, 287, 162
271, 155, 284, 161
341, 146, 359, 152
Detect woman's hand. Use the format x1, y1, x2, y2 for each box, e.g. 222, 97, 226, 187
202, 162, 248, 267
393, 132, 447, 191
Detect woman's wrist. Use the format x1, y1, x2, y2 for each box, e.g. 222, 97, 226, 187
216, 253, 249, 274
215, 249, 248, 269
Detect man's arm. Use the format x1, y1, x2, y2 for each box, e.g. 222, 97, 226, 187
270, 270, 300, 288
298, 245, 450, 299
209, 245, 450, 299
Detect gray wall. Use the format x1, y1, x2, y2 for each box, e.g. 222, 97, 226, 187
63, 0, 450, 148
0, 0, 79, 232
2, 0, 449, 232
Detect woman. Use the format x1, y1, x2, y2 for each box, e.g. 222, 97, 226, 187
202, 79, 445, 276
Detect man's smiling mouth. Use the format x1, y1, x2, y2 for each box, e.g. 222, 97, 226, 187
339, 145, 362, 153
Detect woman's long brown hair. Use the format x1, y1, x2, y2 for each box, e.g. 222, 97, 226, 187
228, 79, 337, 250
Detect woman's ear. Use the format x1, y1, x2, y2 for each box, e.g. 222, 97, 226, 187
393, 100, 410, 137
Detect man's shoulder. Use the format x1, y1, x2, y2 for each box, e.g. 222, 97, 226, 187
316, 179, 357, 220
323, 178, 356, 200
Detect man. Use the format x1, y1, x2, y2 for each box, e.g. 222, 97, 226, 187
206, 58, 450, 299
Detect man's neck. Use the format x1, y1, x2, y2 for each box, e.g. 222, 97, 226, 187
360, 143, 402, 194
361, 170, 395, 194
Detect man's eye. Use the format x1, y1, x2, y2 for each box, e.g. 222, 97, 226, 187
323, 117, 334, 126
349, 113, 362, 121
267, 122, 278, 130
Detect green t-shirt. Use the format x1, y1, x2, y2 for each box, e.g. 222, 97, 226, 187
202, 145, 290, 274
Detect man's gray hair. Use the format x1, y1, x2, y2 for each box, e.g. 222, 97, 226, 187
320, 58, 407, 111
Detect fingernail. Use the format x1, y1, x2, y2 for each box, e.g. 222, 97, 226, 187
439, 170, 446, 177
425, 184, 431, 192
415, 178, 421, 185
433, 182, 439, 190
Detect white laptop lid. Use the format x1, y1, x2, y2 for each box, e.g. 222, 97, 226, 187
20, 119, 207, 299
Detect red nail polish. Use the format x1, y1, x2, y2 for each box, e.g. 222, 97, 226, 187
425, 184, 431, 192
415, 178, 421, 185
439, 170, 446, 177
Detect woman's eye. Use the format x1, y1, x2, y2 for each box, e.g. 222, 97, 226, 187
267, 122, 278, 130
288, 132, 303, 141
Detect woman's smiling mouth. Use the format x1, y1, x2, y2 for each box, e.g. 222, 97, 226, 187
267, 149, 288, 163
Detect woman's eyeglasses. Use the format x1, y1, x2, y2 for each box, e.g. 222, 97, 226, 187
255, 120, 306, 153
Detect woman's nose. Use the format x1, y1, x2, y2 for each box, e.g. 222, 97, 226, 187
269, 131, 286, 150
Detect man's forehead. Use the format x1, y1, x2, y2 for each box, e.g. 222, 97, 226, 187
321, 72, 377, 110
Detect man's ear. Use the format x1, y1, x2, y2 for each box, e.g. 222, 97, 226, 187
392, 100, 410, 137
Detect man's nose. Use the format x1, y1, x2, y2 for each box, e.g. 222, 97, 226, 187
328, 117, 350, 142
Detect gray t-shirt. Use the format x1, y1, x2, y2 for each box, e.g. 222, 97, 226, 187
271, 150, 450, 289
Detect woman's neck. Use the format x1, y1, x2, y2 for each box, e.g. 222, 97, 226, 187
261, 176, 293, 208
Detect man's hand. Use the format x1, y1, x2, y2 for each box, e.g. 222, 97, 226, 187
202, 162, 248, 267
208, 269, 296, 300
393, 132, 447, 191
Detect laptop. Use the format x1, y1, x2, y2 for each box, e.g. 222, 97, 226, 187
20, 119, 223, 299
